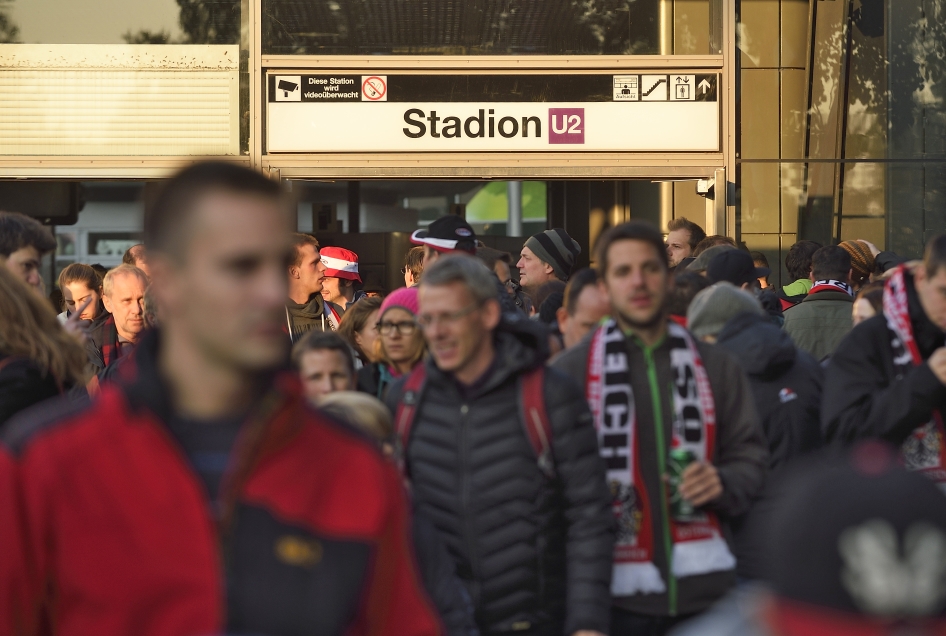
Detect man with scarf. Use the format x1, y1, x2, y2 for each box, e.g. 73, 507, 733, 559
782, 245, 855, 362
86, 264, 148, 378
286, 233, 343, 342
823, 234, 946, 487
552, 221, 767, 636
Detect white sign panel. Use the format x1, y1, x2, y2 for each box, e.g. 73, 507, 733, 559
266, 73, 719, 153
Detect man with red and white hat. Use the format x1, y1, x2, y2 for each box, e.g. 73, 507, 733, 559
320, 246, 364, 314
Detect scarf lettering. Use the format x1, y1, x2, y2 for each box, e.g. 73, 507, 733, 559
587, 320, 735, 597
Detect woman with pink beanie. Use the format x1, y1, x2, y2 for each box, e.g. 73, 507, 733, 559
356, 287, 426, 399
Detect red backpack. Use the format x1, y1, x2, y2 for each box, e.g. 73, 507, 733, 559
393, 364, 556, 479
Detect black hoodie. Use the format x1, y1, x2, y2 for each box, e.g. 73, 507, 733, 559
716, 312, 823, 469
385, 314, 614, 636
716, 312, 824, 579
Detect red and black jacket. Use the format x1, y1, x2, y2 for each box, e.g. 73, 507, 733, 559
1, 331, 441, 636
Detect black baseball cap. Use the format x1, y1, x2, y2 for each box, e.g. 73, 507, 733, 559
706, 249, 770, 287
411, 215, 477, 254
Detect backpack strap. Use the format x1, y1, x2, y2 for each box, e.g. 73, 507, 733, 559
519, 366, 555, 480
393, 363, 428, 475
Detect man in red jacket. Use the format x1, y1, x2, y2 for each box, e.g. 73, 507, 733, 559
0, 162, 440, 636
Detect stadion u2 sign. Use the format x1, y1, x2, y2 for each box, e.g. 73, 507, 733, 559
266, 73, 719, 153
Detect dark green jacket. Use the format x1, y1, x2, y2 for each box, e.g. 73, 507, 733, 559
782, 290, 853, 362
286, 295, 343, 342
552, 325, 767, 618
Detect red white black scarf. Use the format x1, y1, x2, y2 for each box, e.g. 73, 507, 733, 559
587, 319, 735, 596
884, 266, 946, 486
810, 279, 854, 296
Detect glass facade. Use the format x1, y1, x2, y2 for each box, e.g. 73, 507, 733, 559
262, 0, 722, 55
737, 0, 946, 285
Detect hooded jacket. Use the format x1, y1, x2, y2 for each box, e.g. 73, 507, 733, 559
552, 322, 767, 617
286, 294, 343, 341
782, 288, 853, 362
715, 312, 824, 579
823, 269, 946, 445
0, 330, 440, 636
385, 316, 614, 636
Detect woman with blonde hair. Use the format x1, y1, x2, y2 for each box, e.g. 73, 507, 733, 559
337, 296, 382, 367
356, 287, 425, 399
0, 266, 87, 427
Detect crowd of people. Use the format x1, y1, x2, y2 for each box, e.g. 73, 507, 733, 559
1, 161, 945, 636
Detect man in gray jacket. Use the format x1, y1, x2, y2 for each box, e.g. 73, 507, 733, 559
552, 221, 767, 636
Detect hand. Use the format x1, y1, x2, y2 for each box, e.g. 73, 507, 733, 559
929, 348, 946, 386
61, 296, 94, 345
678, 462, 722, 507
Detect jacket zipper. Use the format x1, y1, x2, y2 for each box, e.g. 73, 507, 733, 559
640, 340, 677, 617
459, 402, 480, 606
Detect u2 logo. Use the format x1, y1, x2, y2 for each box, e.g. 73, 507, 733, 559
548, 108, 585, 144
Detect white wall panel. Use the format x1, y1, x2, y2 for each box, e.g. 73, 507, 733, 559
0, 45, 239, 156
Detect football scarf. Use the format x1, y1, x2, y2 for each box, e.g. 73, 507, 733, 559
810, 280, 854, 296
587, 319, 735, 597
884, 266, 946, 486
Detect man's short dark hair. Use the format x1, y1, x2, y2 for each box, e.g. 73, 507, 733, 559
144, 161, 288, 261
667, 217, 707, 250
290, 331, 355, 376
596, 220, 669, 276
692, 235, 736, 257
122, 244, 145, 266
811, 246, 852, 282
785, 240, 822, 281
0, 211, 57, 258
291, 233, 320, 268
667, 271, 712, 316
563, 268, 599, 316
924, 234, 946, 279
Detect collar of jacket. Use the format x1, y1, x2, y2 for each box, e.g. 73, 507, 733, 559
287, 293, 326, 319
114, 330, 306, 474
800, 290, 854, 303
424, 318, 548, 397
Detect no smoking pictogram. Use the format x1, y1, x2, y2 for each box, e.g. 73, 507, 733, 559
362, 76, 387, 101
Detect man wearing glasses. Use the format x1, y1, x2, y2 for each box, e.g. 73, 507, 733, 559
387, 255, 614, 636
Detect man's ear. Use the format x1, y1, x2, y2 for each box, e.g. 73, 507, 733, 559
102, 294, 113, 313
483, 298, 502, 331
543, 261, 555, 276
556, 306, 569, 335
288, 266, 300, 280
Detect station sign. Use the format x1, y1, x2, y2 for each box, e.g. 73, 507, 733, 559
266, 73, 719, 153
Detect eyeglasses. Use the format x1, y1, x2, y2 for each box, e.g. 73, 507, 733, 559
377, 320, 418, 336
418, 302, 479, 330
400, 267, 408, 275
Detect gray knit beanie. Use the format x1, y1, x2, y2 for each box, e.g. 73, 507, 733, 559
524, 228, 581, 281
687, 282, 765, 339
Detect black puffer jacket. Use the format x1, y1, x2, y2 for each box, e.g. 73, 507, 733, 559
386, 317, 614, 636
715, 312, 824, 580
